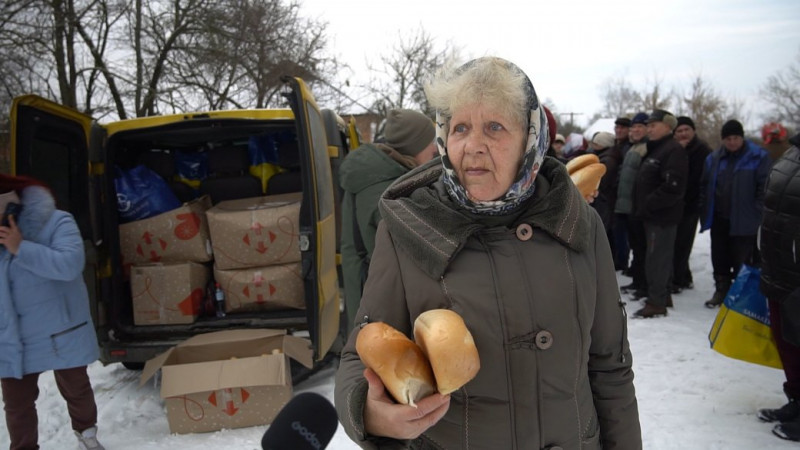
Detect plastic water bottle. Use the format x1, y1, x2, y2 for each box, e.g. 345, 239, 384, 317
215, 283, 226, 318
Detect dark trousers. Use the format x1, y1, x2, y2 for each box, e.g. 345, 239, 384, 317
644, 222, 677, 307
673, 212, 699, 287
628, 218, 647, 291
710, 214, 758, 280
769, 299, 800, 399
2, 366, 97, 450
612, 213, 630, 270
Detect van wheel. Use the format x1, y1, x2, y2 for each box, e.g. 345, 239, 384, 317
122, 361, 145, 371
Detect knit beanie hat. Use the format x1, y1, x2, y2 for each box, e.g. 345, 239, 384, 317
591, 131, 616, 149
631, 112, 649, 125
721, 120, 744, 139
383, 109, 435, 157
615, 117, 632, 127
647, 109, 678, 130
676, 116, 695, 130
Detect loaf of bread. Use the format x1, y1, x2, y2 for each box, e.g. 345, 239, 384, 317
565, 153, 600, 175
356, 322, 436, 407
570, 163, 607, 199
414, 309, 480, 395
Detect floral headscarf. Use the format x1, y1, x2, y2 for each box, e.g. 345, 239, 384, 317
435, 57, 549, 216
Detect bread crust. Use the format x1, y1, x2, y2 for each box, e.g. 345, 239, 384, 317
356, 322, 436, 407
565, 153, 600, 175
570, 163, 607, 198
414, 309, 480, 395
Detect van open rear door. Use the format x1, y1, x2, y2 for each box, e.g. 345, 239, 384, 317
281, 77, 340, 360
9, 95, 107, 332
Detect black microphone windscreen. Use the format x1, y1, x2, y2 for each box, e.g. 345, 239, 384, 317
261, 392, 338, 450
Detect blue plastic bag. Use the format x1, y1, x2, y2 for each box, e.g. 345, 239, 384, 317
115, 165, 181, 223
175, 150, 208, 190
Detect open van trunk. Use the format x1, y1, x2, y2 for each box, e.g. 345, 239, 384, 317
10, 78, 349, 367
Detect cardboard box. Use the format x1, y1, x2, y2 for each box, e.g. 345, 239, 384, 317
120, 196, 213, 266
205, 193, 301, 270
131, 262, 210, 325
214, 263, 305, 313
139, 329, 314, 434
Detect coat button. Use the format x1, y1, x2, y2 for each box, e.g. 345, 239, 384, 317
516, 223, 533, 241
535, 330, 553, 350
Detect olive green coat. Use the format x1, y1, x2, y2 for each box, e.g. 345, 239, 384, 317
334, 157, 642, 449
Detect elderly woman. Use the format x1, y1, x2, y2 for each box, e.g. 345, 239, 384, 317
334, 57, 641, 449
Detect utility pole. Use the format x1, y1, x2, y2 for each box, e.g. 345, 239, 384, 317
558, 112, 583, 127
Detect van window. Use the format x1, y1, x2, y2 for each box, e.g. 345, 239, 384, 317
14, 105, 89, 234
306, 101, 333, 219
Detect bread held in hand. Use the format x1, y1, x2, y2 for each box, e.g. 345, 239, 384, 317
565, 153, 600, 175
356, 322, 436, 407
569, 163, 607, 199
414, 309, 480, 395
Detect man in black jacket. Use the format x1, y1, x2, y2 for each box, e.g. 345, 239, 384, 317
632, 110, 688, 318
757, 133, 800, 442
672, 116, 711, 293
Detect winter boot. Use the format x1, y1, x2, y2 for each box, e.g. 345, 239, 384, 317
759, 398, 800, 423
773, 418, 800, 442
630, 289, 648, 301
704, 276, 732, 309
75, 426, 105, 450
633, 302, 668, 318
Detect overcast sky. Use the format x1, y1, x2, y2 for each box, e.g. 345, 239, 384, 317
299, 0, 799, 130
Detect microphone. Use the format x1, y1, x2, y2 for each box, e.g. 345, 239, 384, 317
261, 392, 338, 450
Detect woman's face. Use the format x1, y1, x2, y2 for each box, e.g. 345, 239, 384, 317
447, 103, 527, 202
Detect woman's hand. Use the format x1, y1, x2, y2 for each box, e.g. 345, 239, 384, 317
0, 215, 22, 254
362, 367, 450, 440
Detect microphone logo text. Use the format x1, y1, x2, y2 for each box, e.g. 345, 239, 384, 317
291, 420, 322, 449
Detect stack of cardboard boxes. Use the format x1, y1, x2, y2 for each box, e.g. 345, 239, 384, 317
206, 193, 305, 313
121, 196, 214, 325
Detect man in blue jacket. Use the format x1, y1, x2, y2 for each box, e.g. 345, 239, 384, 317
699, 119, 772, 308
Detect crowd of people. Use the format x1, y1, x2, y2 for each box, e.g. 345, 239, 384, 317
336, 55, 799, 447
2, 52, 798, 449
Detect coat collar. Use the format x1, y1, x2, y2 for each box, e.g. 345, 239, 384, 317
379, 157, 592, 278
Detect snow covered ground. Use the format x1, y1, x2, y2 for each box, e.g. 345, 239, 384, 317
1, 231, 797, 449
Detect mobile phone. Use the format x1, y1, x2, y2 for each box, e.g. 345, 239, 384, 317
2, 202, 23, 227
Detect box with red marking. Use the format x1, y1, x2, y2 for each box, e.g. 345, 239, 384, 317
139, 329, 313, 434
214, 263, 305, 313
205, 193, 301, 270
131, 262, 210, 325
119, 195, 213, 267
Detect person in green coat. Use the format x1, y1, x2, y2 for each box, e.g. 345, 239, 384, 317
340, 109, 437, 334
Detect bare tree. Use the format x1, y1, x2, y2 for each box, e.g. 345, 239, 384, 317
761, 49, 800, 131
599, 76, 641, 118
0, 0, 337, 120
639, 74, 674, 113
165, 0, 336, 112
365, 28, 458, 117
678, 74, 731, 147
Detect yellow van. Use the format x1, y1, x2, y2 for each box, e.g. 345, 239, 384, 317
8, 77, 358, 371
